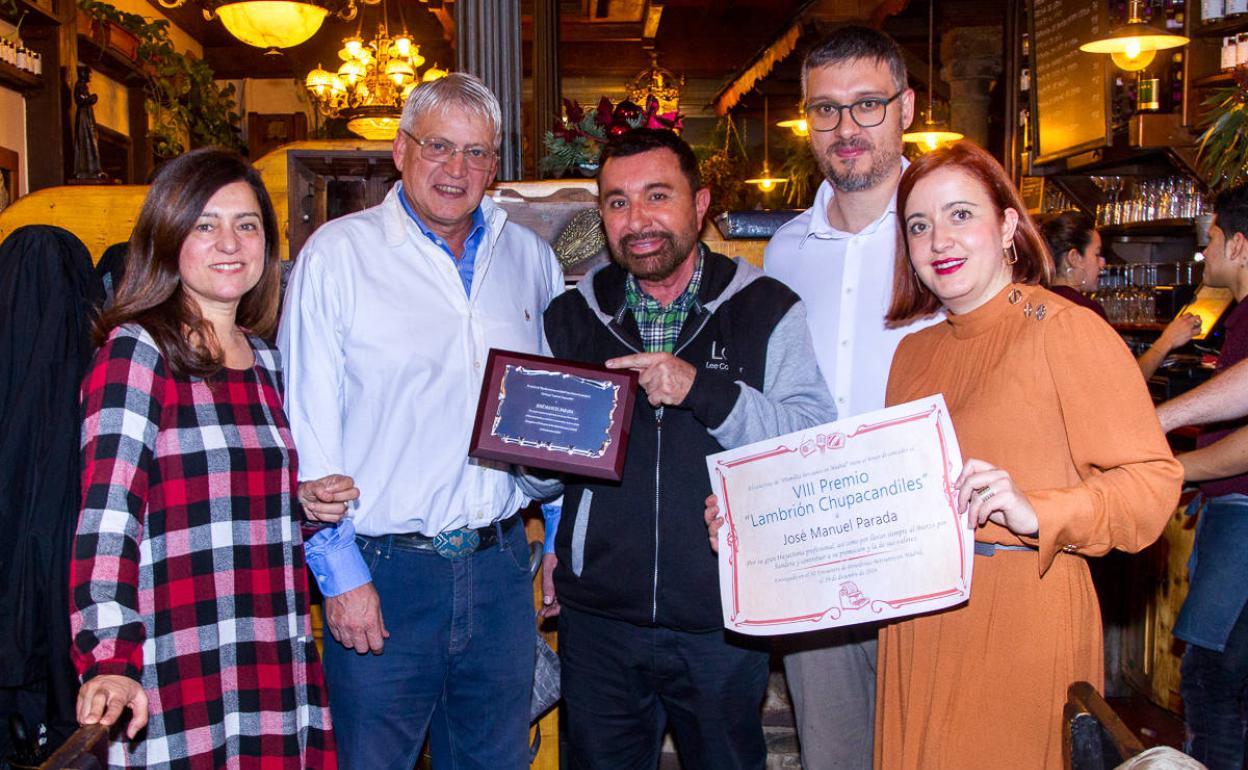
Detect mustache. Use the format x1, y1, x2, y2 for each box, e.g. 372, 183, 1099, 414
620, 231, 674, 250
829, 137, 872, 153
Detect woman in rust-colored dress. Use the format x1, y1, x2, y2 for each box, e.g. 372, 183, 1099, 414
875, 142, 1182, 770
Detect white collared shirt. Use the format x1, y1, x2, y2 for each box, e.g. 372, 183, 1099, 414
763, 170, 940, 418
278, 184, 564, 537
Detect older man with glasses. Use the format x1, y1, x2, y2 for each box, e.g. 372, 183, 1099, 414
761, 26, 941, 770
278, 73, 563, 769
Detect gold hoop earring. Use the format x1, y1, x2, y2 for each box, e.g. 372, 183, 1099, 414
1004, 243, 1019, 266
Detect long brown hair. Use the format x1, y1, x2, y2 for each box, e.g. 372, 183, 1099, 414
886, 141, 1053, 325
95, 148, 281, 377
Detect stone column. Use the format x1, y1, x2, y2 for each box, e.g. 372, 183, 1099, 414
456, 0, 523, 180
531, 0, 559, 179
940, 26, 1003, 150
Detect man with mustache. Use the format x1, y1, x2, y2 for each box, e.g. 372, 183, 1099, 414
762, 26, 939, 769
541, 128, 834, 768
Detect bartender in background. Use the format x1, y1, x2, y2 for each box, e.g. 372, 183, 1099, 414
1159, 183, 1248, 770
1040, 211, 1201, 379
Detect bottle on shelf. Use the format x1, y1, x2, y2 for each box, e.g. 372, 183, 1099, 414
1165, 0, 1185, 32
1138, 76, 1161, 112
1168, 51, 1184, 113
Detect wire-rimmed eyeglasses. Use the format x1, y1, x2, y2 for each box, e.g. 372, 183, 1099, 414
400, 128, 498, 170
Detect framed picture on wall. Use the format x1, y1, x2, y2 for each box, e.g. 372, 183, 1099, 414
0, 145, 18, 214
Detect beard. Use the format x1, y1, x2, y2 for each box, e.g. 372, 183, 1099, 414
609, 228, 697, 282
816, 133, 902, 193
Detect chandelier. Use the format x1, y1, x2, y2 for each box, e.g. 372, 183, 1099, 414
304, 0, 448, 140
627, 52, 683, 117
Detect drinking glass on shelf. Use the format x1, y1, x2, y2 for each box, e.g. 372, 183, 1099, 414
1098, 266, 1123, 323
1142, 263, 1157, 322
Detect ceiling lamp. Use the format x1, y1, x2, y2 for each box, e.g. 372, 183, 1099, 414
1079, 0, 1188, 71
627, 52, 684, 117
214, 1, 327, 49
745, 97, 788, 193
776, 117, 808, 137
304, 0, 447, 140
345, 105, 404, 141
154, 0, 350, 50
902, 0, 964, 152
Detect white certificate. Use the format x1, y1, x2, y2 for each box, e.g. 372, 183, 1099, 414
707, 395, 972, 636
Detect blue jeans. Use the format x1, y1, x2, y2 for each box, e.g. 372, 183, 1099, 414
1176, 494, 1248, 651
321, 520, 535, 770
558, 606, 769, 770
1183, 602, 1248, 770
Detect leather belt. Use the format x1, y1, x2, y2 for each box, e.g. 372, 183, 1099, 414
973, 541, 1036, 557
388, 514, 520, 559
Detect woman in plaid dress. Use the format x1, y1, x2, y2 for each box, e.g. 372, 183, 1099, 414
69, 149, 355, 769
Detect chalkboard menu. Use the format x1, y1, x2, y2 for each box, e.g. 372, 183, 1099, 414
1029, 0, 1111, 164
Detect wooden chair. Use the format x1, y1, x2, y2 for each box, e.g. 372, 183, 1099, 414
36, 724, 107, 770
1063, 681, 1147, 770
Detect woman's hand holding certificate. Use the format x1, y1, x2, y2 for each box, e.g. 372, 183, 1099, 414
706, 395, 974, 636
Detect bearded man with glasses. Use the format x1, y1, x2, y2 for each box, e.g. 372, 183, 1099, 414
761, 27, 942, 770
278, 73, 563, 769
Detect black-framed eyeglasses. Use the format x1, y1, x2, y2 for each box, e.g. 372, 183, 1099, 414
804, 91, 905, 132
400, 128, 497, 170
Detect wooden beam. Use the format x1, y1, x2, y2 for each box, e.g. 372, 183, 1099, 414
642, 0, 663, 40
520, 18, 645, 43
432, 7, 454, 42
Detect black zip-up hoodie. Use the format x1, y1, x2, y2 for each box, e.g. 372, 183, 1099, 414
543, 246, 835, 631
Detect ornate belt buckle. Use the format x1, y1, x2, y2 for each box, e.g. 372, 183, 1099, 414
432, 527, 480, 559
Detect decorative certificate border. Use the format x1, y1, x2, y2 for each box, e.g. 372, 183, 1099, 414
711, 400, 969, 630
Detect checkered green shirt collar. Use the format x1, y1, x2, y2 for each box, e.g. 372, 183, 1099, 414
623, 248, 704, 354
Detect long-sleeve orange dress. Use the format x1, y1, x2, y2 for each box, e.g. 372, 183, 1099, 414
875, 283, 1182, 770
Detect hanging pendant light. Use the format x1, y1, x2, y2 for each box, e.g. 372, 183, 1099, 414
902, 0, 964, 151
214, 0, 328, 49
1079, 0, 1188, 72
745, 96, 788, 193
155, 0, 330, 50
776, 117, 808, 137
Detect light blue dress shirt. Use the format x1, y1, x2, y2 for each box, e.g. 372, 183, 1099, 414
397, 182, 486, 296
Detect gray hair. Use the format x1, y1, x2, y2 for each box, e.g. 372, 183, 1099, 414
399, 72, 503, 148
801, 26, 908, 107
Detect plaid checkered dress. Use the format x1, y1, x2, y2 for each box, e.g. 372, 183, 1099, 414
70, 324, 335, 769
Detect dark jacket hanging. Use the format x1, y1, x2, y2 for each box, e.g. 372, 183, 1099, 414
0, 225, 103, 749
